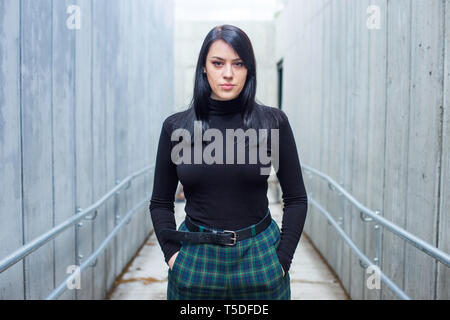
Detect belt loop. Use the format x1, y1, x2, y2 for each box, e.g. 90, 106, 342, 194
251, 225, 256, 237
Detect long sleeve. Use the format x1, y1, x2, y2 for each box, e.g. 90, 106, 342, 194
149, 119, 181, 265
274, 110, 308, 273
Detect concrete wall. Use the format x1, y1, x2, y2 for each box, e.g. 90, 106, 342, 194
275, 0, 449, 300
174, 20, 278, 111
0, 0, 174, 299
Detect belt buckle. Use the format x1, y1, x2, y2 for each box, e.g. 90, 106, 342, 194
223, 230, 237, 246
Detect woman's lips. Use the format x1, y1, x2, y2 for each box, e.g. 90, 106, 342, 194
220, 84, 235, 90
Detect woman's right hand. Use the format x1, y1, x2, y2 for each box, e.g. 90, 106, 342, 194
168, 251, 179, 270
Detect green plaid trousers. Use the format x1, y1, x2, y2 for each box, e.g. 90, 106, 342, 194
167, 217, 291, 300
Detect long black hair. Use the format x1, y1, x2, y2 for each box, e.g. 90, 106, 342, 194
173, 24, 283, 147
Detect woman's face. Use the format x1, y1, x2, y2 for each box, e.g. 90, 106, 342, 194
203, 40, 248, 101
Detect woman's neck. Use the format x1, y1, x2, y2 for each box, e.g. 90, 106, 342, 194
208, 95, 244, 116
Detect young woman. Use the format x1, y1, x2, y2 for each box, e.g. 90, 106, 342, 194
149, 25, 308, 300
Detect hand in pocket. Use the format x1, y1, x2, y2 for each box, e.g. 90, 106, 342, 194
168, 251, 179, 271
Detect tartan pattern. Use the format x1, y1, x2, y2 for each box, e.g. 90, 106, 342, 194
167, 218, 291, 300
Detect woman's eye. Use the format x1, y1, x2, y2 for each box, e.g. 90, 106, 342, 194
212, 61, 244, 67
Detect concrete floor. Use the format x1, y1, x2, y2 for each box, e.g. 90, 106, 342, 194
107, 202, 350, 300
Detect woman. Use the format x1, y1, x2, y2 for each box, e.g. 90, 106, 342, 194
149, 25, 308, 300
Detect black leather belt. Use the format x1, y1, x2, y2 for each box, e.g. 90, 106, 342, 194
160, 208, 272, 246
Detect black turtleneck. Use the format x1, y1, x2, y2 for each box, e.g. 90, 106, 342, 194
149, 96, 308, 274
207, 95, 244, 115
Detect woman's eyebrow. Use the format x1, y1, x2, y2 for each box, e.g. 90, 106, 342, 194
210, 56, 243, 61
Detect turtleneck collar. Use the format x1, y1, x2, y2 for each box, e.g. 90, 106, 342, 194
208, 94, 244, 116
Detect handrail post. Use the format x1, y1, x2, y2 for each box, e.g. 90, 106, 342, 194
361, 208, 382, 266
374, 210, 381, 266
115, 179, 122, 225
337, 181, 344, 226
75, 207, 83, 266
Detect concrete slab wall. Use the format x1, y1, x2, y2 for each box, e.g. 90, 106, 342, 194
275, 0, 449, 300
0, 0, 174, 299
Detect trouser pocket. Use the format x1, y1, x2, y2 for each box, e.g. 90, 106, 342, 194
167, 222, 227, 299
246, 219, 285, 290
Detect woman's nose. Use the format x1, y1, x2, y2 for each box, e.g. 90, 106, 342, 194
223, 63, 233, 78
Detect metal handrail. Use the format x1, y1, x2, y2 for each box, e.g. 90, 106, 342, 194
302, 163, 450, 300
302, 164, 450, 267
46, 195, 151, 300
309, 197, 411, 299
0, 164, 155, 274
